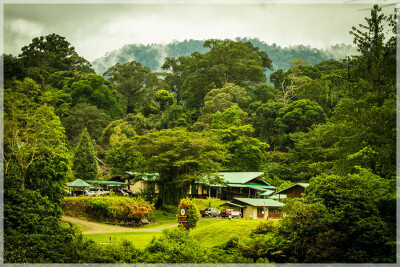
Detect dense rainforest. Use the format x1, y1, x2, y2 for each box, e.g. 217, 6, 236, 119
3, 5, 396, 263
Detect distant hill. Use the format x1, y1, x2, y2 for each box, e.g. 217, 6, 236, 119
91, 38, 358, 80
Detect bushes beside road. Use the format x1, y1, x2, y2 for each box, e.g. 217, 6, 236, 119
62, 196, 154, 225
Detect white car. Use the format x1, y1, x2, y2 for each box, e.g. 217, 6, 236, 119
87, 187, 109, 196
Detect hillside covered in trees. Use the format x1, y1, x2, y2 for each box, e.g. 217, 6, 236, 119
3, 5, 396, 263
91, 38, 358, 78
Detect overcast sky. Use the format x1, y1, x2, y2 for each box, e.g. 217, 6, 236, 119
3, 1, 396, 62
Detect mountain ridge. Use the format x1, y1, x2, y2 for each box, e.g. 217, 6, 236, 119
91, 38, 358, 79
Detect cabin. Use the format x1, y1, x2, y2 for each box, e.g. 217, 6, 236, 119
275, 183, 309, 199
221, 197, 285, 219
192, 172, 276, 201
108, 171, 160, 194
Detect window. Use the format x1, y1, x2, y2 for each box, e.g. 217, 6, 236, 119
257, 207, 264, 214
269, 208, 281, 214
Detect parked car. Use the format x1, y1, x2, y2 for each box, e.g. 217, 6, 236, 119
121, 189, 135, 197
220, 209, 242, 218
87, 187, 109, 196
111, 189, 129, 196
200, 208, 221, 217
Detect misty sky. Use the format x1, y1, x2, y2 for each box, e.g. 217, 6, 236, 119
3, 2, 396, 62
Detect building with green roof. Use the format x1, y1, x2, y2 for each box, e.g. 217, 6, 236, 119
221, 197, 285, 219
108, 171, 160, 194
275, 183, 309, 199
193, 172, 277, 200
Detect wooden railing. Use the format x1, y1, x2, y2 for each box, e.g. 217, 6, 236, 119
268, 214, 282, 219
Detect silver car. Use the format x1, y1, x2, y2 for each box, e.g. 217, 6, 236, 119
200, 208, 221, 217
87, 187, 109, 196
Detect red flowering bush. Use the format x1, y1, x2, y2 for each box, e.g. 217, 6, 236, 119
127, 201, 155, 221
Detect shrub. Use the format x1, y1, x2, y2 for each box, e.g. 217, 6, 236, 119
63, 196, 154, 224
85, 199, 112, 220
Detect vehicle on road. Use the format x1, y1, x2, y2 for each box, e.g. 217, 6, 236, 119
200, 208, 221, 217
220, 209, 242, 218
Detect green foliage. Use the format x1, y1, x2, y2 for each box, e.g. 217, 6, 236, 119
63, 196, 154, 223
70, 74, 124, 119
105, 139, 142, 176
62, 103, 112, 143
178, 198, 200, 230
4, 78, 70, 202
131, 128, 227, 206
104, 60, 159, 114
85, 198, 112, 220
182, 39, 272, 109
211, 124, 269, 171
203, 83, 251, 113
191, 198, 226, 211
72, 128, 98, 180
144, 228, 251, 263
20, 33, 94, 74
160, 104, 188, 129
155, 89, 174, 111
4, 189, 76, 263
277, 169, 396, 263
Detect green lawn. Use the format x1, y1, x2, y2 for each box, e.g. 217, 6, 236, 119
142, 209, 177, 229
190, 219, 265, 247
83, 217, 274, 250
84, 232, 162, 249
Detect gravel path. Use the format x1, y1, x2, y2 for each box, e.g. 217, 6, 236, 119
62, 215, 178, 234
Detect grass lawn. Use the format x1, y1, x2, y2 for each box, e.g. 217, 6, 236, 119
190, 218, 266, 247
143, 209, 177, 229
84, 232, 162, 249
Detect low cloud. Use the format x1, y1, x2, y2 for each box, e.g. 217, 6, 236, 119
4, 3, 383, 61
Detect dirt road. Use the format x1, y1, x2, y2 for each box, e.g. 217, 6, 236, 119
62, 216, 178, 234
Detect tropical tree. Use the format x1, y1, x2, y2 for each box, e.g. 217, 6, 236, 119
20, 33, 94, 73
104, 61, 159, 114
130, 128, 227, 206
70, 74, 124, 119
4, 78, 70, 201
72, 128, 98, 180
62, 103, 112, 143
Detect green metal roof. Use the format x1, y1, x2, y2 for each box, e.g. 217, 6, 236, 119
233, 198, 285, 207
85, 180, 127, 185
268, 194, 287, 199
245, 183, 276, 190
217, 172, 265, 184
258, 189, 276, 196
226, 183, 276, 191
223, 202, 246, 208
67, 179, 91, 187
125, 172, 160, 182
